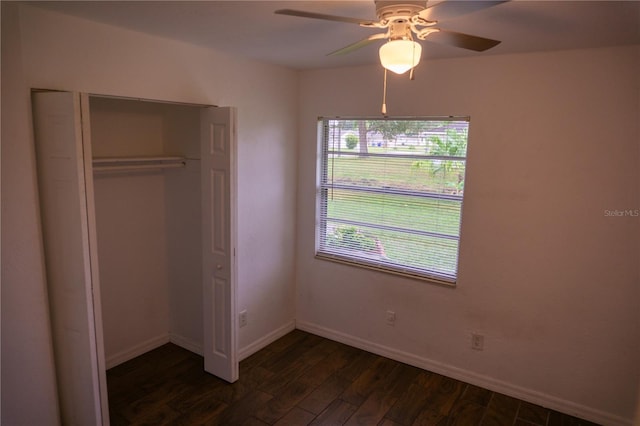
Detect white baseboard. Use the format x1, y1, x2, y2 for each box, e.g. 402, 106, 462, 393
239, 320, 296, 361
106, 321, 295, 369
171, 321, 295, 361
296, 321, 632, 426
171, 322, 296, 361
170, 333, 203, 356
105, 334, 170, 369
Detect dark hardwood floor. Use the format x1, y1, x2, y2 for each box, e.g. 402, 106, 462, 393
107, 330, 599, 426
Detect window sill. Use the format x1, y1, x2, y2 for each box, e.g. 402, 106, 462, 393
315, 252, 457, 288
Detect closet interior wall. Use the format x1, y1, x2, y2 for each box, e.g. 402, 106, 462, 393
89, 96, 203, 367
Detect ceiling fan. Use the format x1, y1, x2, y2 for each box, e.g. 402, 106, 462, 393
275, 1, 507, 74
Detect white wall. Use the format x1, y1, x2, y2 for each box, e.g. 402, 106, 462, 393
296, 46, 640, 425
1, 3, 61, 424
94, 172, 173, 364
1, 3, 297, 424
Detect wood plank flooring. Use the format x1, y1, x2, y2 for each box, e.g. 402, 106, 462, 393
107, 330, 600, 426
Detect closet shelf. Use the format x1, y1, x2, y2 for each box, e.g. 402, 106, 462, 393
93, 156, 186, 173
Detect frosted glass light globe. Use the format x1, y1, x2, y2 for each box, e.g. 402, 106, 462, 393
379, 40, 422, 74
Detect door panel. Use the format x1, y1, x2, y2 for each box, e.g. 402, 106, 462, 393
201, 107, 238, 383
32, 91, 109, 425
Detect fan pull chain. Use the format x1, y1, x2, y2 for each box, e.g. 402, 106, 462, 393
382, 68, 388, 116
409, 40, 416, 80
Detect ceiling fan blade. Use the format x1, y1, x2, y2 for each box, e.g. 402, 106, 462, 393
420, 1, 508, 22
274, 9, 376, 26
427, 29, 501, 51
328, 33, 388, 56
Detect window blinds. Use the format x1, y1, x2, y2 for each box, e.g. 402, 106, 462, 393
317, 118, 469, 284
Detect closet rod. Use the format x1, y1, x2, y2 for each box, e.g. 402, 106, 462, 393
93, 156, 185, 164
93, 162, 186, 173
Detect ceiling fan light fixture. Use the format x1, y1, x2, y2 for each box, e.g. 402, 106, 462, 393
379, 39, 422, 74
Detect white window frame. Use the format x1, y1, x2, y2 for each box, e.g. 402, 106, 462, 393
315, 116, 469, 286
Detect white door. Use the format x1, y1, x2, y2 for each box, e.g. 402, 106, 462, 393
201, 107, 238, 383
32, 91, 110, 425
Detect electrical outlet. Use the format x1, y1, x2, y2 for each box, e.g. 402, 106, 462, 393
239, 310, 247, 328
386, 310, 396, 326
471, 333, 484, 351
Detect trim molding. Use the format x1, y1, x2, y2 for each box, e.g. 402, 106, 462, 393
239, 320, 296, 361
296, 321, 632, 426
170, 333, 203, 356
105, 334, 170, 369
104, 321, 296, 369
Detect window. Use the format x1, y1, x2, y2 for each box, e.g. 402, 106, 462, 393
316, 117, 469, 285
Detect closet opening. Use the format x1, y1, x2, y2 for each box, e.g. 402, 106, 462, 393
32, 91, 238, 425
90, 96, 204, 369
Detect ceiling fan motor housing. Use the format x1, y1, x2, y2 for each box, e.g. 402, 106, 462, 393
388, 22, 414, 40
375, 1, 427, 21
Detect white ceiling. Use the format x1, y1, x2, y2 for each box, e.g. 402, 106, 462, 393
30, 1, 640, 69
